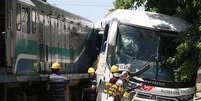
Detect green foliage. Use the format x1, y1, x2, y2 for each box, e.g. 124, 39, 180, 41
113, 0, 201, 82
197, 42, 201, 49
173, 28, 201, 81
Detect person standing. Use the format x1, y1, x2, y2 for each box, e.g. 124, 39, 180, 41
88, 67, 97, 88
107, 65, 123, 101
49, 62, 69, 101
82, 67, 97, 101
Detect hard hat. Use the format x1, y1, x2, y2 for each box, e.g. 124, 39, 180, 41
88, 67, 95, 74
111, 65, 119, 73
116, 79, 123, 86
121, 71, 128, 76
51, 62, 61, 70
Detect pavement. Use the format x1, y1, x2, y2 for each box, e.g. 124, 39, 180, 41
195, 68, 201, 101
195, 84, 201, 101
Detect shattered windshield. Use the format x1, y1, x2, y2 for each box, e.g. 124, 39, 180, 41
107, 24, 178, 82
107, 24, 159, 72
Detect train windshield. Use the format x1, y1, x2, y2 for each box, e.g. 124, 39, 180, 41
107, 24, 179, 82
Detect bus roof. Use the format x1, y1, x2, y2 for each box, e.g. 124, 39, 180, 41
104, 9, 190, 32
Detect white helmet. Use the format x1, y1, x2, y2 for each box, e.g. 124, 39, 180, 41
121, 71, 128, 76
116, 79, 123, 86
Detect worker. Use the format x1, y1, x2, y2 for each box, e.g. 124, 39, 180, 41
88, 67, 97, 87
48, 62, 68, 101
82, 67, 97, 101
109, 65, 121, 84
121, 70, 130, 90
106, 65, 123, 101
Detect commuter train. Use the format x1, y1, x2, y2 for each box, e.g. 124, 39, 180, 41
96, 10, 195, 101
0, 0, 97, 78
0, 0, 98, 100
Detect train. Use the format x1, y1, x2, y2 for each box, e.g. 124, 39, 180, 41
0, 0, 99, 101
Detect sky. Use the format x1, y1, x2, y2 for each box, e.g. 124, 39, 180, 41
47, 0, 113, 22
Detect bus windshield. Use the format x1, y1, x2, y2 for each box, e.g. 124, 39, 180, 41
107, 24, 179, 82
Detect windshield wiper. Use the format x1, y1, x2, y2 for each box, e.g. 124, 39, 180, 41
130, 54, 156, 76
130, 64, 151, 76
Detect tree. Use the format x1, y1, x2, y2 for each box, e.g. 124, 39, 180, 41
113, 0, 201, 81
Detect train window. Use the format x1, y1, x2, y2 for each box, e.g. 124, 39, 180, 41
21, 7, 30, 33
39, 14, 43, 33
60, 21, 63, 34
32, 10, 36, 34
16, 4, 21, 31
65, 24, 68, 33
64, 23, 66, 31
61, 20, 63, 34
45, 16, 51, 45
57, 19, 59, 28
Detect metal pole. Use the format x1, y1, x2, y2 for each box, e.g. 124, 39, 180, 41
155, 35, 160, 80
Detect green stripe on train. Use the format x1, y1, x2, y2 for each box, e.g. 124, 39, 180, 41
15, 39, 86, 60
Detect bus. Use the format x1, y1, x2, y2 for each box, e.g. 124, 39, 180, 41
96, 9, 195, 101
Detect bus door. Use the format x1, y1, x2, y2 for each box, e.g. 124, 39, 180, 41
0, 0, 6, 68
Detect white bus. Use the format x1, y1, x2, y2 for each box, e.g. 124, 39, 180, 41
96, 9, 195, 101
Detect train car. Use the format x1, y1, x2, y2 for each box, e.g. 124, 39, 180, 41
0, 0, 97, 100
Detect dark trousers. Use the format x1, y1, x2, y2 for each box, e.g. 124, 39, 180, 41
83, 91, 97, 101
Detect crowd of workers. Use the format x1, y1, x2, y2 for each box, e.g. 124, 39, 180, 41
48, 62, 135, 101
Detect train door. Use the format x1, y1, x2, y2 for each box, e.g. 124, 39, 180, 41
0, 0, 6, 68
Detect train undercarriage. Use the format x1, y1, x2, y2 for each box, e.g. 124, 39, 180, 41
0, 75, 92, 101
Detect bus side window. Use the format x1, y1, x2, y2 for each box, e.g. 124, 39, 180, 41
101, 24, 109, 52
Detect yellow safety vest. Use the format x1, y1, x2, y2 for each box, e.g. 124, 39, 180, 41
103, 82, 128, 97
